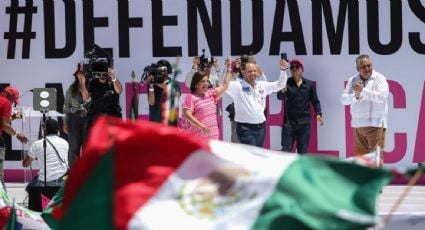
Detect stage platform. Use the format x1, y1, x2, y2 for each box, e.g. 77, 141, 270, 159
377, 185, 425, 229
5, 183, 425, 229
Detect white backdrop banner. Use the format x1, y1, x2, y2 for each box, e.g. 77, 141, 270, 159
1, 0, 425, 168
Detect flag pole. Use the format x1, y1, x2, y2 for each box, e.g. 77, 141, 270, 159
164, 56, 181, 126
129, 70, 138, 120
382, 167, 424, 227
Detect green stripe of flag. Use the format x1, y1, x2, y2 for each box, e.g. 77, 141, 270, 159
57, 149, 114, 230
252, 156, 392, 230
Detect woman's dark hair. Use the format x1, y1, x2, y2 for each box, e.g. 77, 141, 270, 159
70, 77, 79, 97
70, 72, 88, 97
190, 71, 208, 93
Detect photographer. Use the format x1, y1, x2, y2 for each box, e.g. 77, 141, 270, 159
184, 56, 222, 89
144, 59, 181, 123
86, 67, 122, 129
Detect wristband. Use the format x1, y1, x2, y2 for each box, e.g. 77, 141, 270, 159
149, 88, 154, 92
112, 78, 117, 82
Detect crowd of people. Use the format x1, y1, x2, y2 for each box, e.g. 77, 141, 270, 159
0, 54, 389, 190
0, 63, 123, 188
139, 53, 388, 163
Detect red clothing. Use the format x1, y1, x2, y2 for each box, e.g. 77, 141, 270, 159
0, 95, 12, 133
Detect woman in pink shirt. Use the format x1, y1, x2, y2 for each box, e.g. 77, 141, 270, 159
182, 57, 232, 141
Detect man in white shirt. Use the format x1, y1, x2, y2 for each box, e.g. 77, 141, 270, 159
226, 59, 289, 147
23, 118, 69, 187
340, 54, 389, 166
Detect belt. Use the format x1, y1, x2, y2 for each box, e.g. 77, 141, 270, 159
237, 122, 266, 129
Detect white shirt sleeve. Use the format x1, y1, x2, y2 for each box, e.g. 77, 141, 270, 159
185, 70, 196, 88
360, 75, 389, 103
263, 70, 288, 95
226, 81, 240, 100
340, 76, 358, 105
27, 141, 40, 159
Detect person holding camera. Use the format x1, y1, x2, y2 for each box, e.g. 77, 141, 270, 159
63, 64, 90, 167
341, 54, 389, 167
181, 57, 233, 141
277, 59, 323, 154
145, 59, 181, 123
226, 59, 289, 147
22, 118, 69, 188
86, 67, 122, 129
185, 56, 222, 89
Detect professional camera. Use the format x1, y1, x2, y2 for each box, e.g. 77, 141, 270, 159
141, 63, 168, 84
84, 44, 113, 78
199, 49, 214, 70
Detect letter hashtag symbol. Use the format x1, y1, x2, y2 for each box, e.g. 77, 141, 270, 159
4, 0, 37, 59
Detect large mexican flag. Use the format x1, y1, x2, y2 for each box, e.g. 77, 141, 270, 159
48, 117, 392, 229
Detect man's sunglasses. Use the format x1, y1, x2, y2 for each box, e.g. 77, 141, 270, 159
359, 64, 372, 69
290, 65, 301, 70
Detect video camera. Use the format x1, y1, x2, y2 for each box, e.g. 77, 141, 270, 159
84, 44, 113, 78
199, 49, 214, 70
141, 63, 169, 84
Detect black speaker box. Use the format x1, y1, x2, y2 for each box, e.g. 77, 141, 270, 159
27, 186, 61, 212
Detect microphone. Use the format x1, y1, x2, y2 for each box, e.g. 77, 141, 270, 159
18, 88, 34, 99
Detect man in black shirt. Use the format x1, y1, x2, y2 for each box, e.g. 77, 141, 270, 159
277, 59, 324, 154
87, 67, 122, 129
144, 60, 181, 125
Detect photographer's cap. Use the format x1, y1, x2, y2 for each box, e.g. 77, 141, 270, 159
3, 86, 20, 105
289, 59, 304, 69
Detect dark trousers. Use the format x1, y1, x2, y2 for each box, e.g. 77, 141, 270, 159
25, 176, 64, 192
0, 136, 5, 182
68, 115, 87, 167
236, 122, 266, 147
281, 122, 311, 154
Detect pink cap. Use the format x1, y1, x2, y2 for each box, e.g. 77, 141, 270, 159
289, 59, 304, 69
3, 86, 20, 105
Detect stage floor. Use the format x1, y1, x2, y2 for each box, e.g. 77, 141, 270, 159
5, 183, 425, 229
377, 185, 425, 229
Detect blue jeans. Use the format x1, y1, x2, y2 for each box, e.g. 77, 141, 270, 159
236, 122, 266, 147
67, 115, 87, 167
281, 122, 311, 154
